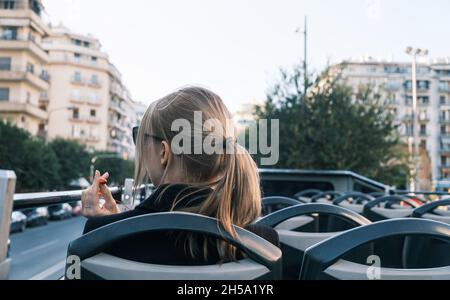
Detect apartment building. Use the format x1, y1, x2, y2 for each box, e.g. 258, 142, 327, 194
0, 1, 142, 158
331, 57, 450, 186
0, 0, 50, 137
42, 24, 110, 152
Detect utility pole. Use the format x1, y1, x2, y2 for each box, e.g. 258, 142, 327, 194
405, 47, 428, 191
303, 16, 308, 97
296, 16, 308, 96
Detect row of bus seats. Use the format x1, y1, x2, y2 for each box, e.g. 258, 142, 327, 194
259, 192, 450, 279
64, 191, 450, 280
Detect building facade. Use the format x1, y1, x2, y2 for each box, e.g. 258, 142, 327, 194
0, 1, 142, 158
331, 57, 450, 186
0, 0, 50, 137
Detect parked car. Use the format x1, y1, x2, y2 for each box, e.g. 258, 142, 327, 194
70, 201, 82, 217
22, 207, 49, 227
48, 204, 72, 221
10, 211, 27, 233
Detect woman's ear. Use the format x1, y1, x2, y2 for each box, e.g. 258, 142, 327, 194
160, 140, 171, 168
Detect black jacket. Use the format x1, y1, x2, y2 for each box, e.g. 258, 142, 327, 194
83, 184, 279, 266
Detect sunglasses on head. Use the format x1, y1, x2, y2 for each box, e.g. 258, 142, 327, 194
132, 126, 163, 145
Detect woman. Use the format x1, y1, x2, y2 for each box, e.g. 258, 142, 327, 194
81, 86, 278, 265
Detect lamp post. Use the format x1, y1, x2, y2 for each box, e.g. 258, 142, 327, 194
405, 47, 429, 191
296, 16, 308, 96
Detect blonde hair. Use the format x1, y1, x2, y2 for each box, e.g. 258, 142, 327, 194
134, 86, 262, 261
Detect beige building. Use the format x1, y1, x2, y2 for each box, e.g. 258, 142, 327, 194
331, 57, 450, 187
0, 0, 50, 137
0, 1, 142, 158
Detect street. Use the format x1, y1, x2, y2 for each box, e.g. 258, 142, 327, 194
8, 217, 87, 280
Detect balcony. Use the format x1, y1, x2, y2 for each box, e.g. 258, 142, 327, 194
88, 80, 102, 88
441, 165, 450, 172
0, 37, 49, 62
69, 116, 84, 123
384, 99, 399, 106
86, 135, 100, 142
0, 101, 48, 120
441, 147, 450, 156
0, 66, 50, 90
110, 83, 127, 100
418, 114, 430, 122
86, 116, 101, 124
71, 76, 86, 86
440, 117, 450, 124
439, 86, 450, 93
86, 98, 102, 106
109, 101, 126, 115
39, 92, 49, 102
384, 83, 401, 92
70, 95, 84, 104
402, 115, 413, 122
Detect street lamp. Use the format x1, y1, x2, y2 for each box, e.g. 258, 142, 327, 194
295, 16, 308, 96
405, 47, 429, 191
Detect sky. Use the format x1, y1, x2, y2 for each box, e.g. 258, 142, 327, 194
42, 0, 450, 112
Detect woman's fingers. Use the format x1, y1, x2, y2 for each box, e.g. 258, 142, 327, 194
100, 184, 119, 214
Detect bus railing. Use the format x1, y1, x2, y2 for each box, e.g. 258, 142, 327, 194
0, 169, 154, 279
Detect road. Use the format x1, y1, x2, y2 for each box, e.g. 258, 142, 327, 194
8, 217, 87, 280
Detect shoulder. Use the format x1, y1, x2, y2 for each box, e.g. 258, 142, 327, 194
244, 223, 280, 247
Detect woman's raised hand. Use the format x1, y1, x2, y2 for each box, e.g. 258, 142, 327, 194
81, 170, 120, 217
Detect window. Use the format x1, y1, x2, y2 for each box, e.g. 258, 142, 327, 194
0, 57, 11, 70
419, 96, 429, 105
72, 108, 80, 119
30, 0, 42, 15
26, 62, 34, 74
71, 39, 82, 46
2, 1, 16, 9
90, 109, 96, 117
74, 71, 82, 82
2, 26, 17, 40
0, 88, 9, 101
441, 96, 447, 104
418, 80, 429, 90
91, 56, 97, 63
420, 124, 427, 136
74, 53, 81, 62
91, 74, 98, 84
83, 41, 90, 48
405, 96, 412, 105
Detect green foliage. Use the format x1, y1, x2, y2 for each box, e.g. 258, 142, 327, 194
252, 65, 410, 188
0, 122, 133, 192
0, 122, 61, 192
92, 151, 134, 186
48, 139, 91, 188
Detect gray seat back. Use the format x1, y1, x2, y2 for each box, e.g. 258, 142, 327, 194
82, 254, 270, 280
67, 212, 282, 280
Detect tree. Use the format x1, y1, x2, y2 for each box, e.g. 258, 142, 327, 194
93, 151, 134, 186
0, 122, 61, 192
252, 65, 410, 188
48, 139, 91, 189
